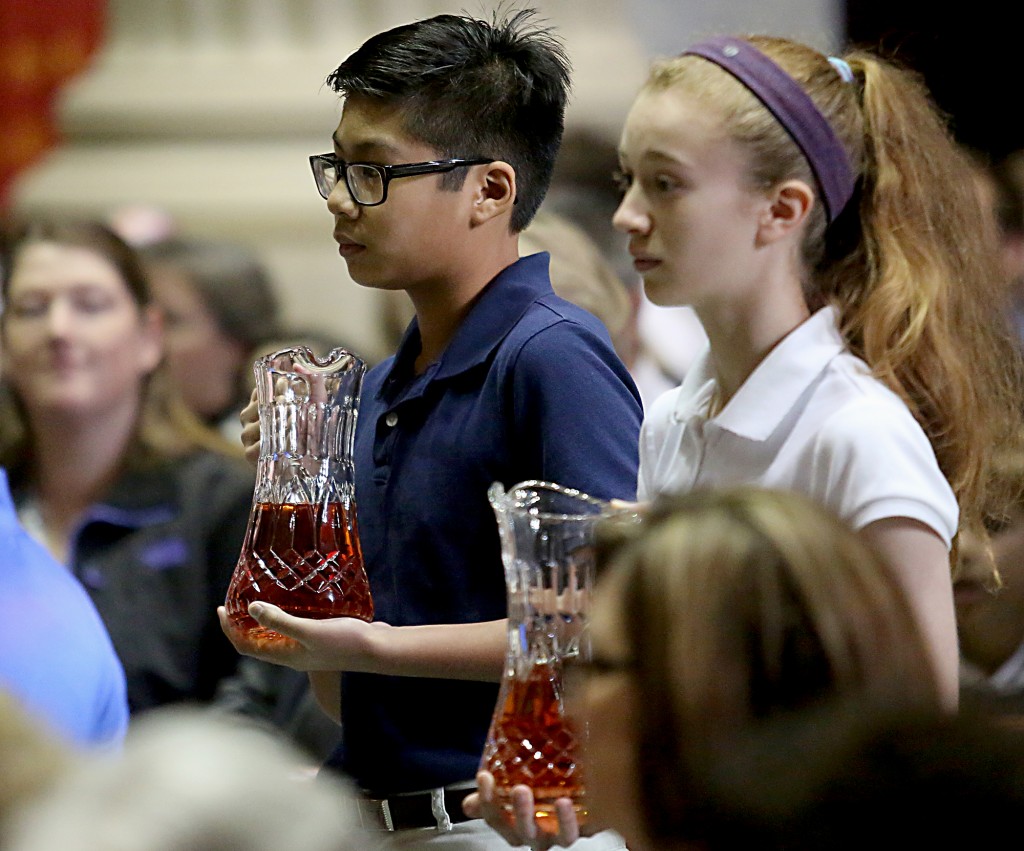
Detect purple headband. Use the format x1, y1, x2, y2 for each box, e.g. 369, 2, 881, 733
681, 36, 855, 223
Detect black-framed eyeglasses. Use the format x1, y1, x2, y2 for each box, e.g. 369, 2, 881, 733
308, 153, 493, 206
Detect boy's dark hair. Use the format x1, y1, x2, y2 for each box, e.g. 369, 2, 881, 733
326, 8, 570, 233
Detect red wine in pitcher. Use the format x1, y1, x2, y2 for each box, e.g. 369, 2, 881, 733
480, 659, 587, 835
225, 501, 373, 645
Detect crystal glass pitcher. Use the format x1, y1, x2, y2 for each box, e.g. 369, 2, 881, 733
225, 346, 373, 646
482, 480, 625, 835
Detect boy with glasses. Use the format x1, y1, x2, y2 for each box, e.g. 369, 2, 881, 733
220, 8, 639, 849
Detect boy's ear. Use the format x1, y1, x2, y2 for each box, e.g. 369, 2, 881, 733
470, 161, 517, 225
756, 179, 814, 246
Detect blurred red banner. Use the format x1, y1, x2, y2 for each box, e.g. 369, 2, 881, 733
0, 0, 106, 211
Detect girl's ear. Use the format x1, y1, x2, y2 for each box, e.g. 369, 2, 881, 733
756, 179, 814, 246
470, 161, 517, 226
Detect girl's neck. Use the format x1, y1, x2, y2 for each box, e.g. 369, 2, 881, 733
698, 279, 811, 408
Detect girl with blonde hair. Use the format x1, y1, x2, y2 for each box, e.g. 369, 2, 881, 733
614, 35, 1024, 705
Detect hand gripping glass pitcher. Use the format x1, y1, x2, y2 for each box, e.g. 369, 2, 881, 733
225, 346, 373, 646
482, 480, 631, 835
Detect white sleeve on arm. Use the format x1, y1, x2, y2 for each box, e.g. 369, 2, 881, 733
808, 398, 959, 547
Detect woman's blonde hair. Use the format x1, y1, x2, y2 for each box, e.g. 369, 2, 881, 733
647, 37, 1024, 562
0, 219, 239, 470
594, 487, 940, 839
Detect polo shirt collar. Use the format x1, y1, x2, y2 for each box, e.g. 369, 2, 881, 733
674, 306, 846, 441
386, 252, 554, 389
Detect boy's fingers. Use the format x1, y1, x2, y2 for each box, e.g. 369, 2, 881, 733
460, 792, 483, 819
511, 785, 538, 841
248, 601, 303, 640
553, 797, 580, 846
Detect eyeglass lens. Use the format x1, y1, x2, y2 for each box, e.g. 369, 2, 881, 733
314, 159, 337, 199
347, 164, 384, 205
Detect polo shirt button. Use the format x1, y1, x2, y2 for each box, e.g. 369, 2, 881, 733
385, 411, 399, 427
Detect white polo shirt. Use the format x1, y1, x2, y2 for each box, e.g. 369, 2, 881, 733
637, 306, 959, 547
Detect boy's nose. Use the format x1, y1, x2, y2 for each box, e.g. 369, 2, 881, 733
327, 181, 359, 218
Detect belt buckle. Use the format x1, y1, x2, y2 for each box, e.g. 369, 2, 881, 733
358, 796, 394, 831
359, 782, 473, 832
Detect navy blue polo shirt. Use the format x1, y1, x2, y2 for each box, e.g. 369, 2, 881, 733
331, 252, 641, 794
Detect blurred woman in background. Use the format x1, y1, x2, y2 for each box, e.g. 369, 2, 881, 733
0, 219, 253, 713
140, 236, 283, 442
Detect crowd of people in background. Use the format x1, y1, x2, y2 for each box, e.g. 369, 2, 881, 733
4, 5, 1024, 851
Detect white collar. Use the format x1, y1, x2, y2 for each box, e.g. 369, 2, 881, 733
673, 306, 847, 441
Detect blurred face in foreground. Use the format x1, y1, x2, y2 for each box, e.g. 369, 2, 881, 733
567, 566, 648, 851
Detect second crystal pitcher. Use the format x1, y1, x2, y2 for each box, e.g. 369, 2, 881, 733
225, 346, 373, 646
481, 480, 617, 835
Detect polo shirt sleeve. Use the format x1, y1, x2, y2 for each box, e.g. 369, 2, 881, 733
809, 398, 959, 548
507, 320, 642, 502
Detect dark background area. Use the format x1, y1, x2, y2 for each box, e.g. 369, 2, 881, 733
845, 1, 1017, 162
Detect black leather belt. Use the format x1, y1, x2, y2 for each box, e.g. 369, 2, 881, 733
356, 784, 476, 831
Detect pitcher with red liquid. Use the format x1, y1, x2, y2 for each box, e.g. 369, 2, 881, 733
225, 346, 373, 648
482, 480, 630, 836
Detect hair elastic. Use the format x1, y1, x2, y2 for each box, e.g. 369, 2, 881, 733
828, 56, 855, 83
681, 36, 855, 223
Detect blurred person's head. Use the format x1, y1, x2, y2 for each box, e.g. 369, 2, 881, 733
0, 219, 162, 436
0, 690, 72, 841
985, 151, 1024, 293
140, 237, 281, 425
0, 219, 231, 470
570, 487, 941, 851
956, 439, 1024, 678
4, 706, 365, 851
